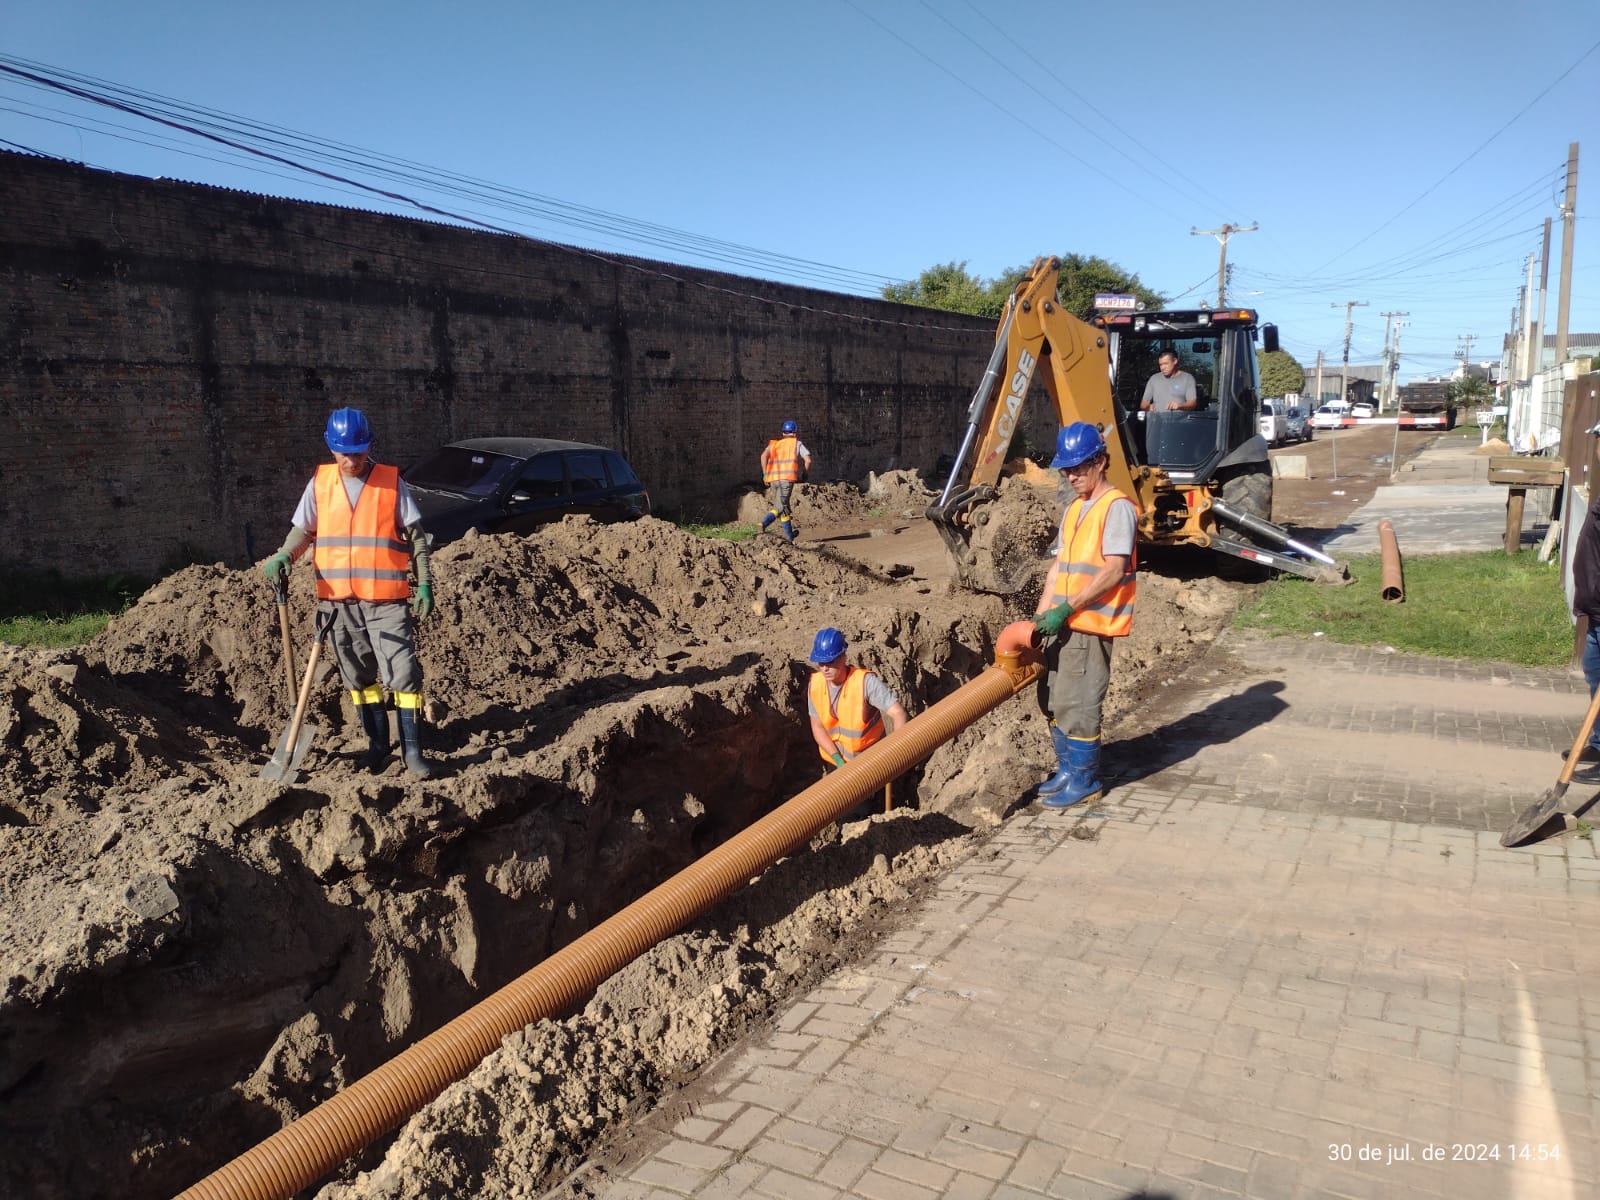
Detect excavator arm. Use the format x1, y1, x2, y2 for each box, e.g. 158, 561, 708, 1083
927, 256, 1149, 591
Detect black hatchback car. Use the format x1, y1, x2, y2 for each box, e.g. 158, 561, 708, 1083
402, 437, 651, 545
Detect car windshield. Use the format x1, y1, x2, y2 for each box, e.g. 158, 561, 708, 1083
404, 446, 523, 498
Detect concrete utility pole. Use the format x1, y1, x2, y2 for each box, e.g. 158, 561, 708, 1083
1520, 254, 1536, 381
1315, 349, 1325, 406
1456, 334, 1477, 370
1332, 300, 1368, 405
1531, 218, 1553, 378
1555, 141, 1579, 364
1389, 321, 1408, 480
1380, 311, 1408, 410
1191, 222, 1258, 306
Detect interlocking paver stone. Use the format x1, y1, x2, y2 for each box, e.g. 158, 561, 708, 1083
584, 632, 1600, 1198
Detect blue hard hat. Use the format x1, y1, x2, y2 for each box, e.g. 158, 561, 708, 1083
781, 419, 798, 435
324, 407, 373, 454
809, 627, 847, 665
1051, 422, 1107, 470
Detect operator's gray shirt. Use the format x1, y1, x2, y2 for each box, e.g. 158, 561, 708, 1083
1141, 369, 1197, 410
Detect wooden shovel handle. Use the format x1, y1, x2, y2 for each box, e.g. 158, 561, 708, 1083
280, 632, 325, 763
1556, 683, 1600, 789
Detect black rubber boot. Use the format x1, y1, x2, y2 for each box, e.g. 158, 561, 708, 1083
357, 701, 391, 773
396, 706, 432, 779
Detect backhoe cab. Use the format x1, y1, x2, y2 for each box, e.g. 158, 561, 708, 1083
927, 256, 1344, 592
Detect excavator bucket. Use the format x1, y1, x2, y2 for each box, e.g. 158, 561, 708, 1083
928, 475, 1061, 596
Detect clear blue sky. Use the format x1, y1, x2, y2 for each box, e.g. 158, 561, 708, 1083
4, 0, 1597, 384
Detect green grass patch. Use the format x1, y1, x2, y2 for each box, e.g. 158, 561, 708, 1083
677, 521, 759, 542
0, 565, 152, 649
1235, 551, 1571, 666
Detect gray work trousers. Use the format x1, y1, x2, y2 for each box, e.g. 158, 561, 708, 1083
767, 480, 795, 517
1036, 628, 1113, 738
319, 598, 423, 694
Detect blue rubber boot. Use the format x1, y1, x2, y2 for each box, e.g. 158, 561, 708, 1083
1041, 735, 1103, 809
395, 700, 433, 780
760, 511, 777, 531
1035, 725, 1074, 798
780, 516, 796, 543
356, 699, 391, 773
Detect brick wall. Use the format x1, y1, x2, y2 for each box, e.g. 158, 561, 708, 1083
0, 152, 1054, 578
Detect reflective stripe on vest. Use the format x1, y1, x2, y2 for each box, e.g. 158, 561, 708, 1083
764, 436, 800, 484
809, 666, 885, 762
1052, 489, 1137, 638
313, 463, 411, 602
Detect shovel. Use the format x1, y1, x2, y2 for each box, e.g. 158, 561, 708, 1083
1501, 684, 1600, 846
261, 608, 331, 785
270, 571, 298, 715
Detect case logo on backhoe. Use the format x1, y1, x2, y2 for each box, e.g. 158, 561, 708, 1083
994, 347, 1037, 449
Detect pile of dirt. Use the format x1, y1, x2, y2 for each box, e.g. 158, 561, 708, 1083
863, 467, 937, 516
0, 501, 1245, 1200
1473, 437, 1511, 456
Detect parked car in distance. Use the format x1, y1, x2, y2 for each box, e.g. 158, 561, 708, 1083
1284, 405, 1312, 442
1311, 406, 1345, 430
1259, 401, 1289, 446
402, 437, 651, 546
1350, 402, 1376, 419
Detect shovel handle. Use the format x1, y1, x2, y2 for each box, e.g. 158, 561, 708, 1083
275, 594, 297, 713
279, 628, 326, 770
1556, 683, 1600, 789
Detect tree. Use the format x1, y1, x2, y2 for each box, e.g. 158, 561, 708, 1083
880, 261, 1003, 318
1257, 349, 1306, 399
1449, 374, 1492, 405
882, 253, 1163, 320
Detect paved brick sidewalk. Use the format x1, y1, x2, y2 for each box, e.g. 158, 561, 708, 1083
582, 637, 1600, 1200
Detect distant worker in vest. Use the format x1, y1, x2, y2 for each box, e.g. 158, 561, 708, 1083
807, 627, 909, 769
759, 419, 812, 543
259, 407, 436, 779
1140, 351, 1198, 412
1031, 422, 1137, 809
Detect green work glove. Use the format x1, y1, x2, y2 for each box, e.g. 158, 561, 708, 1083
260, 552, 292, 582
1034, 603, 1073, 637
830, 751, 845, 768
411, 583, 434, 621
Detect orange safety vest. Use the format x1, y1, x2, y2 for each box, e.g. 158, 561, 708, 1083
809, 666, 885, 762
312, 462, 411, 602
1052, 488, 1136, 638
763, 436, 801, 484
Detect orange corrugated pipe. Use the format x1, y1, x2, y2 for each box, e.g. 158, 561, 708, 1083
1378, 518, 1404, 603
174, 622, 1044, 1200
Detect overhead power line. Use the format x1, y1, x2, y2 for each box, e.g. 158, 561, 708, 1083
0, 55, 904, 296
836, 0, 1188, 224
1304, 36, 1600, 277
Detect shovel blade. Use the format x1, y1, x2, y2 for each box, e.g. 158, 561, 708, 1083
260, 720, 318, 783
1501, 785, 1568, 847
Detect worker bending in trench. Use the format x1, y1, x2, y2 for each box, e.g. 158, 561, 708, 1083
806, 628, 909, 769
1031, 422, 1137, 809
260, 407, 436, 778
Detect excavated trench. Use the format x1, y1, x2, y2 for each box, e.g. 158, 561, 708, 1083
0, 471, 1248, 1200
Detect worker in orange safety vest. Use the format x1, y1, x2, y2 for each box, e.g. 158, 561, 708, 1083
259, 407, 436, 779
806, 627, 909, 768
759, 418, 812, 543
1031, 422, 1137, 810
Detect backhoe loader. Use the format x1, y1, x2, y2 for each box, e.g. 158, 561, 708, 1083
927, 256, 1345, 592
